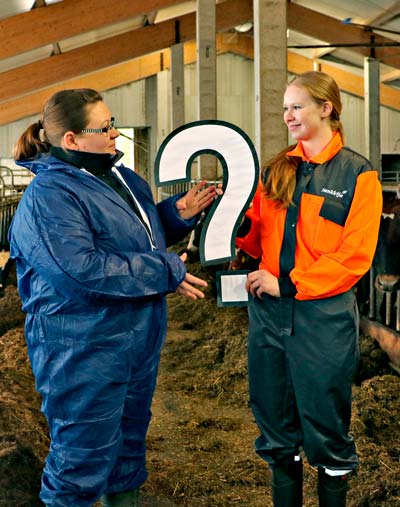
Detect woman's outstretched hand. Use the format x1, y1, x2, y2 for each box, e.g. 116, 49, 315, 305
176, 180, 222, 220
176, 253, 208, 300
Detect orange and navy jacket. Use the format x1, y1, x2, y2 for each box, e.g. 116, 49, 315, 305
236, 133, 383, 301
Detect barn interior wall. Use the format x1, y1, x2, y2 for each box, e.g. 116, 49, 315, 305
101, 81, 147, 128
0, 53, 399, 171
184, 54, 255, 144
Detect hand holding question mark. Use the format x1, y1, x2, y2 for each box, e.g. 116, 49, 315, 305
155, 120, 259, 306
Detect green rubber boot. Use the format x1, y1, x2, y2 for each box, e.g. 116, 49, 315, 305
100, 489, 139, 507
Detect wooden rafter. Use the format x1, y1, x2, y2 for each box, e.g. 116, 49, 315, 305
365, 1, 400, 27
0, 0, 399, 125
0, 0, 252, 104
1, 33, 399, 126
381, 69, 400, 82
32, 0, 62, 56
0, 0, 186, 60
287, 3, 400, 69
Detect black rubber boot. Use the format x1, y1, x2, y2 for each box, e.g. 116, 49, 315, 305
100, 489, 140, 507
317, 468, 349, 507
271, 460, 303, 507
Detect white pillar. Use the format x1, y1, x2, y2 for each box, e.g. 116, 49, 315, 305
170, 43, 185, 130
364, 57, 381, 177
197, 0, 217, 180
145, 76, 158, 199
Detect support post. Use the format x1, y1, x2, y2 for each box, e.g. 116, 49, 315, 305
170, 43, 185, 130
145, 76, 158, 199
364, 57, 381, 178
253, 0, 288, 165
197, 0, 217, 180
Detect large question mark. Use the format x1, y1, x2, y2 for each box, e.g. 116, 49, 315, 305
155, 120, 259, 305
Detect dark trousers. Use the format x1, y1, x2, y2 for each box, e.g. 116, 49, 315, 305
248, 290, 359, 471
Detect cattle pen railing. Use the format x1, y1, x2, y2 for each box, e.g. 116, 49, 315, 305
161, 180, 400, 335
381, 170, 400, 188
381, 289, 400, 332
0, 166, 33, 250
1, 173, 399, 335
374, 183, 400, 333
0, 194, 21, 250
156, 179, 222, 202
366, 268, 400, 333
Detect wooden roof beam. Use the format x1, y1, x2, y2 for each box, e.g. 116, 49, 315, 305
287, 3, 400, 69
0, 52, 168, 125
1, 34, 399, 126
381, 69, 400, 82
0, 0, 252, 103
32, 0, 62, 56
287, 52, 400, 111
0, 0, 186, 60
365, 1, 400, 27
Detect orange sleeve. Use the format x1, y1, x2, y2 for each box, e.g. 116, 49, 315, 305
291, 171, 382, 300
235, 182, 262, 259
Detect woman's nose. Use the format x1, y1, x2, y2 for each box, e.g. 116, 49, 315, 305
284, 109, 293, 120
110, 127, 119, 139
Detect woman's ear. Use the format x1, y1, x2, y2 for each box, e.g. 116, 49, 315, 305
321, 101, 333, 118
62, 131, 80, 151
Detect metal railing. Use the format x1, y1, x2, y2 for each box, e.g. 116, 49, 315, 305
0, 194, 22, 250
381, 170, 400, 188
367, 267, 400, 333
0, 165, 33, 196
157, 179, 222, 202
382, 290, 400, 332
0, 166, 33, 250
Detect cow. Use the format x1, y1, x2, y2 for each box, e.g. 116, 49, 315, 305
372, 189, 400, 330
374, 190, 400, 292
357, 189, 400, 371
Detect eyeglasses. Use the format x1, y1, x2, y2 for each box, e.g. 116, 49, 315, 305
80, 117, 117, 135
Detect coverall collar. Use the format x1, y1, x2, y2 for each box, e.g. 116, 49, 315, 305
287, 131, 343, 164
50, 146, 124, 173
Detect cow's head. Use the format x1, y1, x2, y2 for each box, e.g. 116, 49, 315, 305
373, 191, 400, 292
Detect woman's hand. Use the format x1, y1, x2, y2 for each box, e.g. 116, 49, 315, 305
176, 253, 208, 300
176, 180, 222, 220
245, 269, 280, 299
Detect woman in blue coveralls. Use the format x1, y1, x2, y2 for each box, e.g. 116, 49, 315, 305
9, 89, 219, 507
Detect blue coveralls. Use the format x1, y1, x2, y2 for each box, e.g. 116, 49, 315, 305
8, 153, 197, 507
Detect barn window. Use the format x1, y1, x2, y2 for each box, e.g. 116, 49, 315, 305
116, 127, 135, 171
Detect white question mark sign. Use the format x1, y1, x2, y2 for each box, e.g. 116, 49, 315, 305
155, 120, 259, 305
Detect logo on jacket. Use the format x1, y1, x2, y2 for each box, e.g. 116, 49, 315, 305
321, 188, 348, 199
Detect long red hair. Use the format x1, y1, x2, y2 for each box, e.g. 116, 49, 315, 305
263, 71, 344, 208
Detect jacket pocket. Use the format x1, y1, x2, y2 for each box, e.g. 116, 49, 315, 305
313, 197, 348, 254
319, 197, 348, 226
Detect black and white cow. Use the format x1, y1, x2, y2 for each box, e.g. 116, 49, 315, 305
373, 189, 400, 330
374, 190, 400, 292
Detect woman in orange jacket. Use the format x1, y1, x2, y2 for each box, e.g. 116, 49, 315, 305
236, 71, 382, 507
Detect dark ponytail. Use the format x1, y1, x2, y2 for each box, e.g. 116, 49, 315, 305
13, 121, 50, 161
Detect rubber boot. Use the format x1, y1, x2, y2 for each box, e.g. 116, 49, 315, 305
100, 489, 140, 507
271, 460, 303, 507
317, 468, 349, 507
